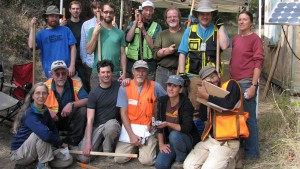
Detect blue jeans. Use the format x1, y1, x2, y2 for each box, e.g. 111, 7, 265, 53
239, 82, 260, 158
155, 131, 193, 169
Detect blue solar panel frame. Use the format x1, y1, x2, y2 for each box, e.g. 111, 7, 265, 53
265, 2, 300, 25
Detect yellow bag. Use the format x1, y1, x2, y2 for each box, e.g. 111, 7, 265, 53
213, 110, 249, 140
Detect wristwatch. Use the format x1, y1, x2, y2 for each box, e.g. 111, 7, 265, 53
251, 83, 258, 87
70, 102, 75, 110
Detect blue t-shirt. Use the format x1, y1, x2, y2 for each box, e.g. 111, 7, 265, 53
36, 26, 76, 77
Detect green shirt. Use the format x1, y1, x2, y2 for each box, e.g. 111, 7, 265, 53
152, 27, 185, 68
87, 26, 126, 74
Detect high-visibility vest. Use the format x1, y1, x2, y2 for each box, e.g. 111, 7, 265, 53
125, 79, 156, 126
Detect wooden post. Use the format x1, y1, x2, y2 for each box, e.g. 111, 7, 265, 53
97, 12, 101, 62
138, 7, 143, 60
216, 31, 220, 74
32, 24, 36, 84
187, 0, 195, 27
262, 35, 283, 99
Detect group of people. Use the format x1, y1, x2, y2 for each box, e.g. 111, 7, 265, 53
10, 0, 264, 168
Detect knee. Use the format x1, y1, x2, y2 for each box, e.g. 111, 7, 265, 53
169, 131, 183, 145
76, 155, 90, 164
139, 157, 155, 166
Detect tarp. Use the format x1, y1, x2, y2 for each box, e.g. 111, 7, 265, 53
130, 0, 248, 13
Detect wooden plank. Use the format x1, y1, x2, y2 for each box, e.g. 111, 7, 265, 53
69, 150, 138, 158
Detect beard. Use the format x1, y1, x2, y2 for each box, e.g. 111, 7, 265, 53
104, 17, 113, 24
56, 80, 66, 87
47, 20, 59, 27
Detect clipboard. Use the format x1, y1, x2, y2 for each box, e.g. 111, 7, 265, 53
196, 81, 230, 112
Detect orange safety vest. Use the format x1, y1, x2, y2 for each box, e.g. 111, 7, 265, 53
125, 80, 156, 126
44, 78, 81, 114
201, 80, 242, 141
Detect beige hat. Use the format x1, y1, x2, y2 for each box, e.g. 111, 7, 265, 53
192, 0, 217, 18
133, 60, 149, 69
42, 5, 63, 18
50, 60, 68, 73
199, 65, 216, 79
142, 0, 155, 9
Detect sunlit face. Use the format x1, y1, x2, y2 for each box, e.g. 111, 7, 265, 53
92, 5, 101, 17
133, 67, 148, 84
204, 72, 219, 86
101, 5, 115, 24
167, 83, 182, 98
197, 12, 213, 27
46, 14, 60, 27
32, 85, 48, 107
142, 6, 154, 21
98, 66, 113, 84
166, 9, 180, 28
238, 13, 252, 32
69, 4, 81, 18
51, 68, 68, 87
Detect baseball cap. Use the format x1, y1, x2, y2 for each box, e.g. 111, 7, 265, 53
142, 1, 155, 9
166, 75, 184, 87
133, 60, 149, 69
50, 60, 68, 72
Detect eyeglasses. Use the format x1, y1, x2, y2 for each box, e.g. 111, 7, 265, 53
102, 10, 114, 14
167, 16, 179, 19
55, 71, 67, 77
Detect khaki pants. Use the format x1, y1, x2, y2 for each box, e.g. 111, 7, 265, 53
183, 136, 240, 169
114, 135, 157, 166
77, 119, 121, 163
10, 133, 53, 165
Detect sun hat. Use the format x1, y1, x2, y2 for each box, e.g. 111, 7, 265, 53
42, 5, 63, 18
166, 75, 184, 87
142, 0, 155, 9
50, 60, 68, 73
192, 0, 217, 18
199, 65, 216, 80
133, 60, 149, 69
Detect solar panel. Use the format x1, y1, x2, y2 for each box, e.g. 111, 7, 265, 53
265, 2, 300, 25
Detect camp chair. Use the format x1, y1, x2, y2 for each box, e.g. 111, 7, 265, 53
0, 62, 33, 123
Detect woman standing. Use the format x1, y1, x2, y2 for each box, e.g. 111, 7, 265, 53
155, 75, 200, 169
229, 11, 264, 159
10, 83, 68, 169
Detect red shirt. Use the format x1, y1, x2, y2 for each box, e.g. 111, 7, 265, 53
229, 33, 264, 81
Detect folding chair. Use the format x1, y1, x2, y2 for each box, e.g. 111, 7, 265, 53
0, 62, 33, 123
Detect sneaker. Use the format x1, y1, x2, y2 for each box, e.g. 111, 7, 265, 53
37, 162, 51, 169
171, 162, 183, 169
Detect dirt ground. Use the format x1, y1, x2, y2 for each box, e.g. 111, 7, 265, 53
0, 49, 273, 169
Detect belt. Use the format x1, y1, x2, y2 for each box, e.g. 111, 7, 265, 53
158, 65, 177, 71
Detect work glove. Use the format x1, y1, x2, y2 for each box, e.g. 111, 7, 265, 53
215, 15, 224, 29
180, 74, 190, 88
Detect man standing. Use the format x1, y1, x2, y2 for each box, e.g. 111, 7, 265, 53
61, 1, 89, 92
80, 0, 102, 91
28, 5, 77, 78
44, 60, 88, 147
77, 60, 121, 163
178, 0, 229, 112
86, 2, 126, 90
153, 7, 185, 90
125, 0, 162, 80
114, 60, 166, 165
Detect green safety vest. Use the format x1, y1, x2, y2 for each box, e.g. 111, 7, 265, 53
126, 22, 158, 60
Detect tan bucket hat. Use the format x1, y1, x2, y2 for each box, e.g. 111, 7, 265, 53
192, 0, 217, 18
42, 5, 63, 18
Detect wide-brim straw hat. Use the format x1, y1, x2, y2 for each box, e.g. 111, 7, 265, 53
42, 5, 63, 18
192, 0, 217, 18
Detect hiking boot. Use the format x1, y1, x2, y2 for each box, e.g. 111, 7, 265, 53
171, 162, 183, 169
37, 162, 51, 169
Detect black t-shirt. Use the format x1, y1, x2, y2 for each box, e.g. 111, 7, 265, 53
87, 80, 120, 127
66, 19, 84, 60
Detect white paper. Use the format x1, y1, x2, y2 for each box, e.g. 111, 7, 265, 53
119, 124, 151, 143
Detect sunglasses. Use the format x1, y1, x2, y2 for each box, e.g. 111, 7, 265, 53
55, 71, 67, 77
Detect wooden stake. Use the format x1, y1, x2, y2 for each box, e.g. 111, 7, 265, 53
69, 150, 138, 158
216, 31, 220, 74
77, 162, 100, 169
32, 23, 36, 84
187, 0, 195, 27
97, 12, 101, 62
262, 35, 282, 99
138, 9, 143, 60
